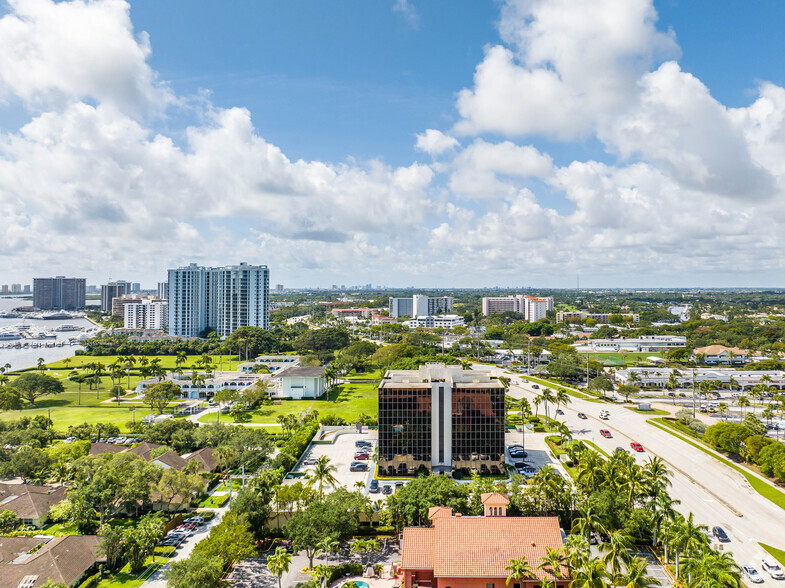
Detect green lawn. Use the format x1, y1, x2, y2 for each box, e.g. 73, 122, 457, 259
648, 417, 785, 511
524, 376, 600, 401
198, 493, 230, 508
199, 377, 379, 426
760, 543, 785, 567
97, 554, 171, 588
588, 352, 667, 365
1, 354, 237, 432
624, 406, 671, 416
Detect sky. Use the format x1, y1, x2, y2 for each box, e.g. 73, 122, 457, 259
1, 0, 785, 289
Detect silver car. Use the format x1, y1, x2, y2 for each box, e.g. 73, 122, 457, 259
743, 565, 764, 584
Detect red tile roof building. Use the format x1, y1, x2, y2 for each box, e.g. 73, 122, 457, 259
400, 494, 569, 588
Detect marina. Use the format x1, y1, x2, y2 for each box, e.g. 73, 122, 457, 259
0, 297, 101, 370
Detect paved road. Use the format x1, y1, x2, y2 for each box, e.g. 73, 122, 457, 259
501, 371, 785, 587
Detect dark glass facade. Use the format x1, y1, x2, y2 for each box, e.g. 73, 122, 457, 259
378, 385, 432, 476
378, 382, 505, 476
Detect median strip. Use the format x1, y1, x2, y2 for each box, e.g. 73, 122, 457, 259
647, 418, 785, 513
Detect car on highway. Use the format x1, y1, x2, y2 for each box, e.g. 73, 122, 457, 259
630, 442, 644, 452
712, 526, 730, 542
382, 485, 393, 495
762, 558, 785, 579
600, 429, 612, 438
531, 384, 540, 389
369, 479, 380, 493
743, 565, 764, 584
600, 413, 609, 420
577, 413, 587, 419
350, 461, 368, 472
556, 409, 564, 415
615, 446, 628, 454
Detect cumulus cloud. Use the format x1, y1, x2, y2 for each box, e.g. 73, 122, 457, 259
392, 0, 419, 30
0, 0, 172, 116
415, 129, 459, 155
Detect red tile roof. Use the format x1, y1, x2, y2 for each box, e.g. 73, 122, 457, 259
480, 492, 510, 506
401, 514, 568, 581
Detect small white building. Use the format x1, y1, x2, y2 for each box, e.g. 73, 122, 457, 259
273, 366, 327, 399
403, 314, 465, 329
574, 335, 687, 353
238, 355, 301, 373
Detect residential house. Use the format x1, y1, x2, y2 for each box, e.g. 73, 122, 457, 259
400, 493, 569, 588
0, 483, 67, 528
272, 366, 327, 399
692, 345, 748, 365
0, 535, 102, 587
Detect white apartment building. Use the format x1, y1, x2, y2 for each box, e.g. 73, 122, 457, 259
481, 294, 554, 321
556, 311, 640, 324
403, 314, 466, 329
124, 299, 168, 330
389, 295, 453, 318
167, 262, 269, 337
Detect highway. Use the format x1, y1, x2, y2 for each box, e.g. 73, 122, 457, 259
500, 370, 785, 586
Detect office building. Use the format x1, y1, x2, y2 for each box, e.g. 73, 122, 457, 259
167, 262, 269, 337
23, 284, 31, 293
378, 363, 505, 476
157, 281, 168, 300
100, 281, 131, 312
389, 295, 453, 318
33, 277, 86, 310
124, 299, 169, 330
131, 282, 141, 293
10, 283, 21, 294
574, 335, 687, 353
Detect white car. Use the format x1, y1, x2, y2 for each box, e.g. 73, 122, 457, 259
743, 565, 764, 584
762, 557, 785, 579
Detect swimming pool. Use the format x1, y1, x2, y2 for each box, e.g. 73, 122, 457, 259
342, 581, 370, 588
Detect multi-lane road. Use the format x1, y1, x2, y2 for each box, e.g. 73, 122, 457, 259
499, 370, 785, 586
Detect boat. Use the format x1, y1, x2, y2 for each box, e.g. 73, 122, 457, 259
40, 311, 74, 320
0, 329, 21, 341
53, 324, 82, 332
0, 311, 22, 319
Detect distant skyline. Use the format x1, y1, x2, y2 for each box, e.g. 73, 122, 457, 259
1, 1, 785, 288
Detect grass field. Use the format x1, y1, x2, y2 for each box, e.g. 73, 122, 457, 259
648, 417, 785, 511
0, 354, 239, 432
624, 406, 671, 416
198, 374, 379, 426
587, 352, 667, 366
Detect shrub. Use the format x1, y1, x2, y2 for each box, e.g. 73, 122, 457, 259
688, 420, 706, 434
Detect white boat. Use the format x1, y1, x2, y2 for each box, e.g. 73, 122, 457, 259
54, 324, 82, 332
0, 330, 21, 341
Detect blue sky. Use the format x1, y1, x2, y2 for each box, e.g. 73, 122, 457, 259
1, 0, 785, 288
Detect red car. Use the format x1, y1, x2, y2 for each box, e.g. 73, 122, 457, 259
354, 452, 370, 460
630, 442, 644, 452
600, 429, 612, 438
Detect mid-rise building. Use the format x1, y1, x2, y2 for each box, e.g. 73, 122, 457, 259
157, 281, 168, 300
556, 311, 640, 324
10, 283, 21, 294
389, 295, 453, 318
23, 284, 31, 293
167, 262, 269, 337
482, 294, 554, 321
378, 363, 505, 476
124, 299, 169, 330
100, 281, 131, 312
131, 282, 141, 293
403, 314, 466, 329
111, 294, 160, 317
33, 276, 86, 310
0, 285, 7, 294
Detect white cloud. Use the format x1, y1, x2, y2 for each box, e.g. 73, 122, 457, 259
455, 0, 678, 139
0, 0, 172, 116
415, 129, 459, 155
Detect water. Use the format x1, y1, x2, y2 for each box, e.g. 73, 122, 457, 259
0, 297, 100, 371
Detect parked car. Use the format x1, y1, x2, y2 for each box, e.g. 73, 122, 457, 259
185, 516, 205, 526
743, 565, 764, 584
355, 440, 372, 448
350, 461, 368, 472
283, 540, 294, 553
577, 413, 587, 419
600, 429, 612, 438
159, 537, 181, 547
382, 485, 393, 495
630, 442, 644, 452
369, 479, 380, 493
712, 526, 730, 542
762, 557, 785, 579
354, 452, 370, 460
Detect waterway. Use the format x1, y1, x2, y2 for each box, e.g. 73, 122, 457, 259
0, 297, 100, 371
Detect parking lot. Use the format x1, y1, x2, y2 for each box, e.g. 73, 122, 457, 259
289, 429, 379, 493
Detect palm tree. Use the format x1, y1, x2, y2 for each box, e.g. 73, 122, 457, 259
682, 548, 741, 587
541, 388, 555, 422
737, 395, 751, 420
718, 402, 729, 421
308, 456, 339, 496
267, 546, 292, 588
650, 491, 680, 548
570, 556, 610, 587
316, 537, 339, 565
505, 555, 535, 586
124, 355, 136, 390
618, 556, 660, 587
537, 546, 565, 588
555, 421, 572, 445
561, 534, 590, 570
671, 512, 708, 579
554, 388, 571, 414
599, 529, 633, 577
642, 456, 671, 497
175, 351, 187, 370
111, 384, 124, 406
37, 357, 45, 373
